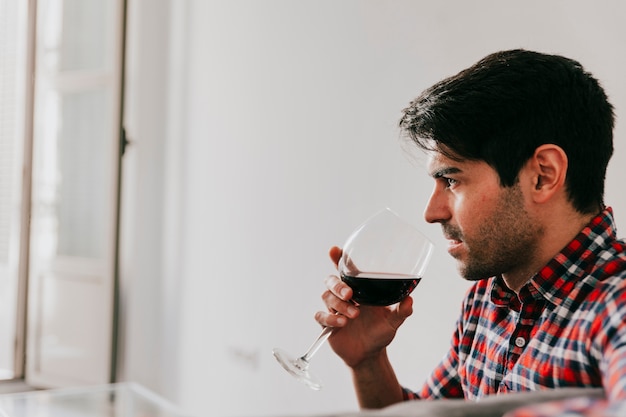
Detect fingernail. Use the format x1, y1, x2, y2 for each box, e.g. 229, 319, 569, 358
347, 306, 358, 317
340, 288, 350, 299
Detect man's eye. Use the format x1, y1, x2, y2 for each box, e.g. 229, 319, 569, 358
445, 177, 458, 188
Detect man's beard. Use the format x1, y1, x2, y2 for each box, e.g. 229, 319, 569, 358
445, 184, 541, 281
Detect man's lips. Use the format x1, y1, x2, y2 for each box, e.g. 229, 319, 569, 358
447, 238, 463, 247
445, 236, 464, 255
442, 226, 464, 254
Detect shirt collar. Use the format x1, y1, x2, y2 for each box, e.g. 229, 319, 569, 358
490, 207, 618, 309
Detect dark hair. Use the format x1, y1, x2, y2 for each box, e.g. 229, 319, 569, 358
399, 49, 614, 214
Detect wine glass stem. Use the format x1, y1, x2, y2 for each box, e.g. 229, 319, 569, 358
300, 326, 333, 363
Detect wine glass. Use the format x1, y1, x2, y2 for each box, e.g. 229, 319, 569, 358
272, 208, 434, 390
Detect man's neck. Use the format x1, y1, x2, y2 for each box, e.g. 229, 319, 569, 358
502, 208, 600, 294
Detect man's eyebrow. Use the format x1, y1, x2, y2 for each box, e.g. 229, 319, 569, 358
430, 167, 462, 179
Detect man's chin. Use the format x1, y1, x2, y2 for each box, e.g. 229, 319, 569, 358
457, 264, 493, 281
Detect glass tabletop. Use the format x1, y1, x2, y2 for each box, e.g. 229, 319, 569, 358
0, 382, 189, 417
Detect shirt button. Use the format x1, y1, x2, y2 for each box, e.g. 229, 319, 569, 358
515, 337, 526, 348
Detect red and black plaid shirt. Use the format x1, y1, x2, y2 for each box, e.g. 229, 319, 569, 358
404, 207, 626, 401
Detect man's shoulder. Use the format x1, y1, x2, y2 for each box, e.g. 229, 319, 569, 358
590, 236, 626, 281
580, 241, 626, 309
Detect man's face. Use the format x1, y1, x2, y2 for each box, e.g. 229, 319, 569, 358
424, 152, 542, 281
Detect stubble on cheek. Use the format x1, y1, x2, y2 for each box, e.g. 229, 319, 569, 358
458, 185, 538, 281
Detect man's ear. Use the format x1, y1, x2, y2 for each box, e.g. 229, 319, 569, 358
526, 144, 568, 203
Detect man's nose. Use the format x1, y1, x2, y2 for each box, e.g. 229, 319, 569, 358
424, 188, 451, 224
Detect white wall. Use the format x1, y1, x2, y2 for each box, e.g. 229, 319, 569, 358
122, 1, 626, 417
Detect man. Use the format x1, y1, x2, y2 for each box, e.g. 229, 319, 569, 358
316, 49, 626, 409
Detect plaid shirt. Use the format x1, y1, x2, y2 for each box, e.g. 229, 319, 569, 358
404, 207, 626, 401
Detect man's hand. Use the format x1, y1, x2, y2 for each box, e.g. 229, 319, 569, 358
315, 246, 414, 369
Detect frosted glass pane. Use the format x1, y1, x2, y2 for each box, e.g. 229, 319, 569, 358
61, 0, 113, 71
38, 0, 115, 72
31, 88, 113, 261
57, 90, 112, 258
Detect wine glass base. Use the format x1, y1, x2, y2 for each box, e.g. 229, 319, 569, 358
272, 348, 323, 390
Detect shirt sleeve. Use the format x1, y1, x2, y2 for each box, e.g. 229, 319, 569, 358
597, 279, 626, 401
601, 336, 626, 400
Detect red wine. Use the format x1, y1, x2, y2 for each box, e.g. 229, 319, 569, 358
340, 272, 422, 306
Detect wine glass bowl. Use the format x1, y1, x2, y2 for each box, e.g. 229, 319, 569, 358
337, 208, 433, 306
273, 208, 434, 389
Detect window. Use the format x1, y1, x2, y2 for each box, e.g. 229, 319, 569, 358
0, 0, 125, 387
